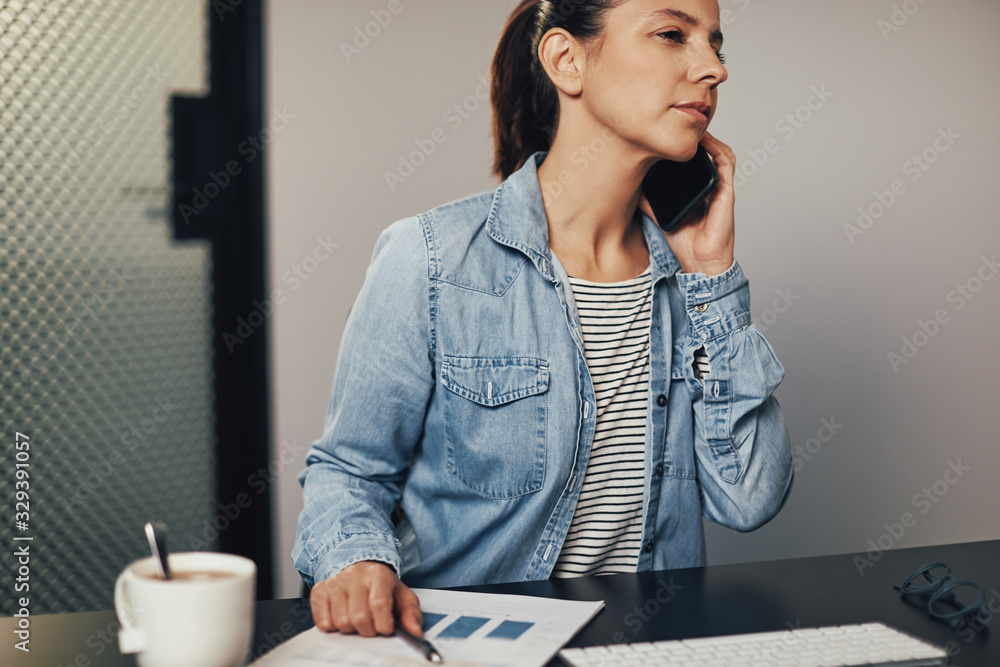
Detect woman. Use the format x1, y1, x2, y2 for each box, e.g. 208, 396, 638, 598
293, 0, 793, 639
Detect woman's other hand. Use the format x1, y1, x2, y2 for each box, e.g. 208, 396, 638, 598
309, 560, 424, 638
639, 131, 736, 277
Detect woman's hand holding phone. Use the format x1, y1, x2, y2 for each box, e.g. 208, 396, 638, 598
639, 130, 736, 278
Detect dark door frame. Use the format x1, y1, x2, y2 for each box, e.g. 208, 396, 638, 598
171, 0, 274, 599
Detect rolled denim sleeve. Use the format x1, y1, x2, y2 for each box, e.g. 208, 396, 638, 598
292, 216, 435, 587
675, 260, 794, 532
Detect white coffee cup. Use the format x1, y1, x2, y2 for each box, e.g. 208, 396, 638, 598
114, 551, 256, 667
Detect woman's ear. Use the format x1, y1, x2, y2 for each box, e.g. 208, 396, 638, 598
537, 27, 584, 96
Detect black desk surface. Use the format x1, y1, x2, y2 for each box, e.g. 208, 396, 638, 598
4, 539, 998, 666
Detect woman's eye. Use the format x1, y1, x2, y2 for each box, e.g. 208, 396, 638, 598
657, 29, 726, 65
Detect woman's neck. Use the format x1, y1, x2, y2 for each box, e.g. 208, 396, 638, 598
537, 124, 654, 282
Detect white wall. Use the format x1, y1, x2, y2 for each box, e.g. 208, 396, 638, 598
266, 0, 1000, 598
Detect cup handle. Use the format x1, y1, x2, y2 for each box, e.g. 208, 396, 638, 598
114, 571, 146, 654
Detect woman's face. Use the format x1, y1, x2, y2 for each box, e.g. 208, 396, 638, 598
579, 0, 728, 162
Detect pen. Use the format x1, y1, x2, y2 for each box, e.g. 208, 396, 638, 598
394, 619, 443, 663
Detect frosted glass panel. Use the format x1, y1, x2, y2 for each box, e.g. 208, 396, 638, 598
0, 0, 216, 613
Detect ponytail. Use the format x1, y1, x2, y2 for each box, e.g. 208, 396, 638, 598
490, 0, 624, 180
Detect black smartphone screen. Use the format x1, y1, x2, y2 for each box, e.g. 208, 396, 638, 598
641, 146, 719, 232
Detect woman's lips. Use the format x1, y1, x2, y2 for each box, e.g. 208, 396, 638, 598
674, 103, 710, 123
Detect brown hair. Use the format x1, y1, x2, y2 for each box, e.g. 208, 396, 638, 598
490, 0, 625, 180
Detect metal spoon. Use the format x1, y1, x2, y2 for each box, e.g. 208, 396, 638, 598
144, 520, 172, 580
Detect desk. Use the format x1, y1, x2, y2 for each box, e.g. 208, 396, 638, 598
3, 539, 997, 666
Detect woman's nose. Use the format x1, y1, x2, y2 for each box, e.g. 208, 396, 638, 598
693, 47, 728, 87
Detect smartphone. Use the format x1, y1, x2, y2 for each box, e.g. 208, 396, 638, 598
641, 146, 719, 232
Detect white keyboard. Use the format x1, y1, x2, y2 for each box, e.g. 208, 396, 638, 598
558, 622, 949, 666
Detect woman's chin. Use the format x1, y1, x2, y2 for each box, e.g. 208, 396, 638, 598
678, 145, 701, 162
659, 144, 700, 163
651, 134, 703, 162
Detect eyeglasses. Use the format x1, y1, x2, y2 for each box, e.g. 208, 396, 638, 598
893, 562, 992, 628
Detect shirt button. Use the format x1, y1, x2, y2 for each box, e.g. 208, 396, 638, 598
644, 541, 654, 553
656, 394, 667, 407
655, 463, 664, 476
695, 303, 709, 312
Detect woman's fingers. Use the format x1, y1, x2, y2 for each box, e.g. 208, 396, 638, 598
311, 561, 410, 637
311, 575, 355, 633
699, 131, 736, 193
395, 581, 425, 637
367, 570, 399, 636
699, 130, 732, 162
309, 577, 338, 632
346, 575, 378, 636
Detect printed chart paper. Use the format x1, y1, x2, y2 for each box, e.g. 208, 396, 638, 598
249, 588, 604, 667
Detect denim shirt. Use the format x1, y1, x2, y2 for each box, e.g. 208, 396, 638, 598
293, 150, 793, 589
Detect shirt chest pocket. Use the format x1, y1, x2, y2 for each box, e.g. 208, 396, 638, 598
440, 355, 549, 499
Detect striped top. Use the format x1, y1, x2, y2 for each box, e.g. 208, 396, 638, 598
551, 265, 711, 578
551, 266, 654, 577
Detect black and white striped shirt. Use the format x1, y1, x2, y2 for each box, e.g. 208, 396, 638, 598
551, 266, 710, 578
552, 266, 653, 577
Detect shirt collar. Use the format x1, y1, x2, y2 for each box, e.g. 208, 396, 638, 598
485, 150, 681, 282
